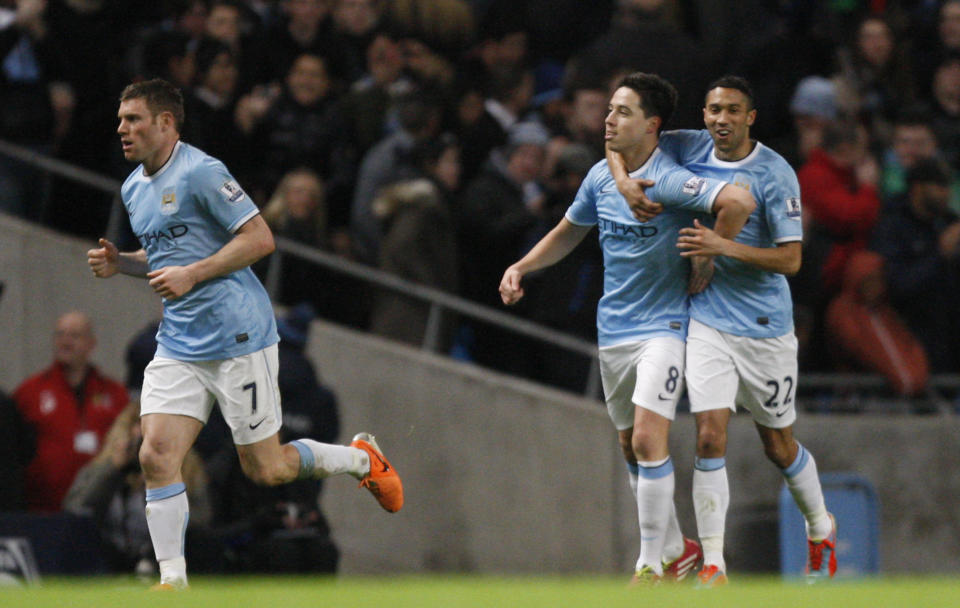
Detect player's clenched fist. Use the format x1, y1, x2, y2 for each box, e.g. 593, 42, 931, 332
499, 266, 525, 305
88, 238, 119, 278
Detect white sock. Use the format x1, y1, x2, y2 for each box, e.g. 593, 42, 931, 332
693, 458, 728, 571
627, 462, 639, 496
662, 502, 685, 564
290, 439, 368, 479
634, 457, 674, 575
145, 483, 189, 585
782, 443, 832, 540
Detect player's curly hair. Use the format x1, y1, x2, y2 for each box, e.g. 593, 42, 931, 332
120, 78, 185, 132
616, 72, 678, 134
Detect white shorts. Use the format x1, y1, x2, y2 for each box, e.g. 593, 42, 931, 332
685, 318, 798, 429
141, 343, 283, 445
599, 337, 686, 430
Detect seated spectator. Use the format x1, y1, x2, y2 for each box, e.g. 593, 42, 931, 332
237, 52, 355, 221
62, 402, 214, 575
834, 13, 916, 143
369, 178, 459, 347
777, 75, 839, 168
182, 37, 248, 175
871, 158, 960, 372
14, 311, 128, 512
260, 167, 366, 329
928, 53, 960, 181
797, 119, 881, 293
879, 105, 945, 204
204, 304, 339, 573
350, 88, 443, 264
0, 386, 34, 512
261, 0, 335, 80
826, 250, 929, 397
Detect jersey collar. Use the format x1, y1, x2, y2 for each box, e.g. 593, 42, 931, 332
143, 140, 182, 180
708, 140, 763, 168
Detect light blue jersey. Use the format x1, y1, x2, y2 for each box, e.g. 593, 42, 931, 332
659, 129, 803, 338
566, 148, 726, 347
122, 141, 279, 361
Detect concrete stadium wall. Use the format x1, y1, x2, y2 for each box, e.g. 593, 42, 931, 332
3, 213, 959, 575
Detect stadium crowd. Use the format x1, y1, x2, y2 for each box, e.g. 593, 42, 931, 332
2, 1, 959, 393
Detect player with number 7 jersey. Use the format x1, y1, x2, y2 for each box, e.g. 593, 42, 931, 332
88, 79, 403, 591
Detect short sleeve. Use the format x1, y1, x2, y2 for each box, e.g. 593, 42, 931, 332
191, 156, 259, 233
763, 161, 804, 243
565, 164, 600, 226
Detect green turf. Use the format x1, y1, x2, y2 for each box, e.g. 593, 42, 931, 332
1, 575, 959, 608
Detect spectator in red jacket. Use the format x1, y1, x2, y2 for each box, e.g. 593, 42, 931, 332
797, 119, 882, 292
14, 311, 128, 512
825, 250, 929, 396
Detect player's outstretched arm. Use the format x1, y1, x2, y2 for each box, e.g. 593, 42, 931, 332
88, 238, 149, 278
678, 220, 802, 276
710, 183, 755, 239
147, 214, 275, 299
605, 145, 661, 221
499, 218, 592, 305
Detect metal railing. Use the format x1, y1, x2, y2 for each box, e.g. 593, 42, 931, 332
2, 138, 958, 410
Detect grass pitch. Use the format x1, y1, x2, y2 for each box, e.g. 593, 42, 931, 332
2, 574, 959, 608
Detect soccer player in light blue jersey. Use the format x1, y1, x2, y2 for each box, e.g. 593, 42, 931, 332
500, 73, 755, 584
87, 79, 403, 589
609, 76, 837, 586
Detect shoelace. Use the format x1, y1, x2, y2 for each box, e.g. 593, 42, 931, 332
808, 540, 825, 571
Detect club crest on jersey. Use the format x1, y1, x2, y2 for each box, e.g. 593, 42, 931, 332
785, 196, 802, 219
160, 187, 178, 215
682, 176, 706, 196
219, 180, 246, 204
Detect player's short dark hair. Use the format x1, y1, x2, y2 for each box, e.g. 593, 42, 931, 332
120, 78, 185, 132
706, 75, 756, 110
616, 72, 678, 133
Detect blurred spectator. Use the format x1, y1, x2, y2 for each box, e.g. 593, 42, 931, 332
384, 0, 475, 61
326, 0, 384, 85
0, 386, 34, 511
62, 401, 215, 575
203, 0, 259, 90
797, 119, 881, 292
552, 76, 608, 161
458, 64, 535, 183
835, 13, 916, 143
182, 38, 248, 175
350, 87, 443, 263
913, 0, 960, 96
928, 53, 960, 177
777, 75, 840, 168
259, 167, 363, 328
237, 52, 354, 219
827, 251, 930, 396
369, 178, 459, 347
456, 121, 549, 369
825, 250, 929, 397
512, 142, 602, 391
878, 104, 958, 207
871, 158, 960, 372
459, 8, 528, 96
13, 311, 128, 512
138, 30, 197, 89
261, 0, 335, 79
727, 3, 834, 146
204, 303, 340, 573
569, 0, 707, 127
339, 30, 415, 156
0, 0, 71, 220
124, 318, 160, 401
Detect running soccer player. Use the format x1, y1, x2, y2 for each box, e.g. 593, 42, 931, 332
499, 72, 755, 584
609, 75, 837, 586
88, 78, 403, 590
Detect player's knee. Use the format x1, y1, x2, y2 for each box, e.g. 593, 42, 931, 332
139, 440, 177, 482
696, 425, 727, 457
630, 427, 659, 461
